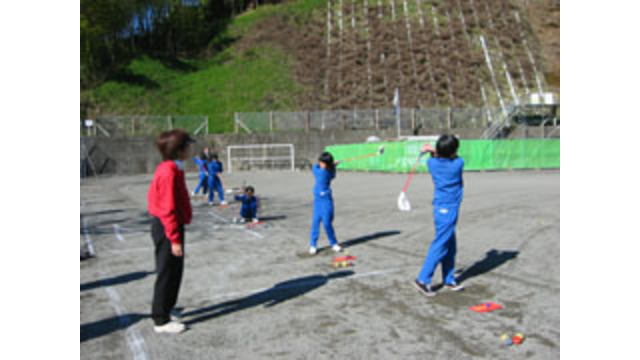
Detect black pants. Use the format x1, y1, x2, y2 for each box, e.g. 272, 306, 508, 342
151, 217, 184, 326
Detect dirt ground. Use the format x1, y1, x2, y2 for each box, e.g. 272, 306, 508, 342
80, 169, 559, 359
243, 0, 552, 110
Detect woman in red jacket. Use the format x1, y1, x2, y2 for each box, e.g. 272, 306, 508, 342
147, 129, 194, 334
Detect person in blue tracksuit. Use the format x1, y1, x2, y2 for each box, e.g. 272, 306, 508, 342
414, 134, 465, 297
207, 154, 227, 206
192, 152, 209, 196
234, 186, 259, 223
308, 152, 342, 255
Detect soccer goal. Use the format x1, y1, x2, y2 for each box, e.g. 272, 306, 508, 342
227, 144, 295, 173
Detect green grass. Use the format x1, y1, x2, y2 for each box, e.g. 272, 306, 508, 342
90, 46, 299, 133
85, 0, 326, 133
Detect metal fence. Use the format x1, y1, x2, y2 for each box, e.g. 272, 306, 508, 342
235, 108, 500, 133
81, 115, 208, 137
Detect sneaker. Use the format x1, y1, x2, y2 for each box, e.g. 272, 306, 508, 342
220, 201, 228, 205
309, 247, 317, 255
191, 191, 196, 197
413, 280, 437, 297
209, 202, 214, 206
239, 218, 246, 223
252, 218, 259, 223
154, 321, 186, 334
445, 282, 465, 292
331, 244, 343, 253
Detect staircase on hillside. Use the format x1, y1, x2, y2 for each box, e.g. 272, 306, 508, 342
482, 92, 560, 139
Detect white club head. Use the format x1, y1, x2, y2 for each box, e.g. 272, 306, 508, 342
398, 191, 411, 212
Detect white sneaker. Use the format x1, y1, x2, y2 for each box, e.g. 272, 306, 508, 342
332, 244, 343, 253
191, 191, 196, 197
154, 321, 186, 334
309, 247, 317, 255
209, 202, 214, 206
221, 201, 228, 205
252, 218, 259, 223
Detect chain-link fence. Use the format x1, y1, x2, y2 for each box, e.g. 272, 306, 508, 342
81, 115, 208, 137
235, 108, 501, 133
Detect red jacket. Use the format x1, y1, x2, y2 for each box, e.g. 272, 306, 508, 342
148, 161, 192, 244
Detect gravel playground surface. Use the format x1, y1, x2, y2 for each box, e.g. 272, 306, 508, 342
80, 170, 559, 359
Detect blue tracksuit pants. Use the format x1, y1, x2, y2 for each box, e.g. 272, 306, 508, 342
194, 173, 208, 194
208, 176, 225, 203
241, 208, 256, 219
309, 197, 338, 248
417, 205, 460, 285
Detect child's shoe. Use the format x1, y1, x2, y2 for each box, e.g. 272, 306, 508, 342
331, 244, 342, 253
309, 247, 317, 255
252, 218, 259, 223
154, 321, 186, 334
445, 282, 465, 292
413, 280, 437, 297
220, 201, 228, 205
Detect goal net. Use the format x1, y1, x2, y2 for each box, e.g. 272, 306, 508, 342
227, 144, 295, 173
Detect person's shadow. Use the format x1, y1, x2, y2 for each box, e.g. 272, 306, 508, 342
81, 313, 146, 343
456, 249, 519, 285
341, 230, 402, 248
81, 271, 152, 292
183, 271, 354, 326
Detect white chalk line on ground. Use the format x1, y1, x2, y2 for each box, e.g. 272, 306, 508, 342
206, 267, 405, 302
113, 224, 126, 242
104, 286, 148, 360
81, 216, 96, 256
208, 211, 264, 239
82, 210, 149, 360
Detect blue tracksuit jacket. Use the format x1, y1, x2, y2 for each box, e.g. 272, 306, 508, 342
235, 194, 258, 219
207, 160, 225, 203
417, 156, 464, 285
309, 164, 338, 247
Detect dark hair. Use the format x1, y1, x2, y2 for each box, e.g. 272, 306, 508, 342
319, 152, 336, 173
209, 153, 219, 161
199, 152, 207, 161
245, 186, 255, 194
436, 134, 460, 159
155, 129, 194, 160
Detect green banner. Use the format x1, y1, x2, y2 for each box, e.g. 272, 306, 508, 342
327, 139, 560, 172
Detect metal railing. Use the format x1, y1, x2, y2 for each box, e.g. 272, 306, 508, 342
234, 108, 500, 134
81, 115, 209, 137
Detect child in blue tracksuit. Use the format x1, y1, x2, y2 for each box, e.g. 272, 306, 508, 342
234, 186, 259, 223
308, 152, 342, 255
192, 152, 209, 196
207, 154, 227, 206
414, 134, 465, 297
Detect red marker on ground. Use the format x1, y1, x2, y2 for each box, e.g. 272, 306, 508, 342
469, 301, 503, 313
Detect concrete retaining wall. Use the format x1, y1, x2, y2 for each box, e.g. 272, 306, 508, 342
81, 127, 555, 176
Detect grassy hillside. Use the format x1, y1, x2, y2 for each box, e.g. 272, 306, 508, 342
84, 0, 325, 133
83, 0, 559, 133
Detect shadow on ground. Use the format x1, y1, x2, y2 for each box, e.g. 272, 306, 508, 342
342, 230, 401, 248
456, 249, 519, 285
81, 313, 146, 343
183, 271, 354, 326
81, 271, 153, 292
